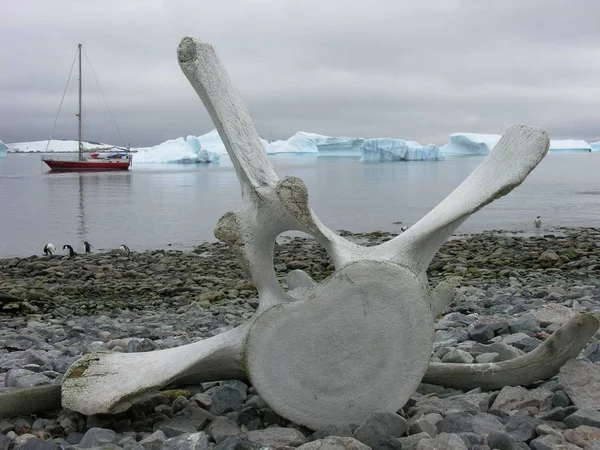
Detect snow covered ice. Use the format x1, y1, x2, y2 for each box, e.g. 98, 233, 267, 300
361, 138, 444, 162
7, 139, 119, 153
267, 132, 364, 155
0, 140, 7, 158
441, 133, 592, 156
133, 135, 220, 164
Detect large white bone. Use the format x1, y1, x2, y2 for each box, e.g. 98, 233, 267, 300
57, 37, 590, 430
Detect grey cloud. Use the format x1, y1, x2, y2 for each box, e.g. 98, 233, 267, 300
1, 0, 599, 146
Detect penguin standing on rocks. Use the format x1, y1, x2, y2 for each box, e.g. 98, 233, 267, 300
83, 241, 93, 253
534, 216, 542, 228
43, 243, 55, 256
63, 245, 77, 257
118, 244, 130, 257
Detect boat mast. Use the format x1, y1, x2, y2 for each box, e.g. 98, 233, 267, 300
77, 43, 83, 161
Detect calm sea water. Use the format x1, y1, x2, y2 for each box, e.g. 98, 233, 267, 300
0, 152, 599, 258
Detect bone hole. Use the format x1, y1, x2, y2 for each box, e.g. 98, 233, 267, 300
274, 232, 334, 291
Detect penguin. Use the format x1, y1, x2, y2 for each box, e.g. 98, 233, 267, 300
400, 226, 409, 232
534, 216, 541, 228
118, 244, 130, 257
83, 241, 93, 253
43, 243, 55, 256
63, 244, 77, 257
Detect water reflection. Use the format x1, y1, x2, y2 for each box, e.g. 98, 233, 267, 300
44, 172, 132, 247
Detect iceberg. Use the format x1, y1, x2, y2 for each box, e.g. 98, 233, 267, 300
361, 138, 444, 162
0, 140, 7, 158
441, 133, 592, 156
6, 139, 121, 153
591, 142, 600, 152
133, 135, 220, 164
266, 132, 364, 156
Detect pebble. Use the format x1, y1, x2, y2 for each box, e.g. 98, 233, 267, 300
0, 229, 600, 449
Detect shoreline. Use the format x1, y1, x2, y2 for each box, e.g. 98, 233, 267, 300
1, 227, 600, 448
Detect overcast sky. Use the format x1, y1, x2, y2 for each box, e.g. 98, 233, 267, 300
1, 0, 599, 147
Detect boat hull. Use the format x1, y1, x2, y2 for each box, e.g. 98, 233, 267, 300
43, 159, 131, 171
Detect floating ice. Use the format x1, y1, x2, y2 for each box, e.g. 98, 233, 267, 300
591, 142, 600, 152
133, 135, 220, 164
441, 133, 592, 155
361, 138, 444, 162
266, 132, 364, 155
0, 140, 7, 158
6, 139, 120, 153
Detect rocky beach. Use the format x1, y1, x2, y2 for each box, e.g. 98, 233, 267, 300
2, 227, 600, 450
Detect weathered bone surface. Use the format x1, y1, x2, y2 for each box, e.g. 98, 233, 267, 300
56, 36, 597, 429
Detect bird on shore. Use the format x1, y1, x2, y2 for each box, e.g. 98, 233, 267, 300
83, 241, 93, 253
118, 244, 131, 257
43, 243, 55, 256
534, 216, 542, 228
63, 244, 77, 257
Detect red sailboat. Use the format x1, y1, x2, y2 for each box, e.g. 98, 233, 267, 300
42, 44, 132, 172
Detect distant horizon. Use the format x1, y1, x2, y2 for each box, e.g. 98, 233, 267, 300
4, 128, 599, 150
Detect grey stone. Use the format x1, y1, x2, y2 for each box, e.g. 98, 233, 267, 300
353, 411, 408, 447
535, 424, 562, 438
467, 322, 495, 343
457, 433, 483, 450
551, 390, 571, 408
469, 342, 524, 362
564, 409, 600, 429
417, 433, 468, 450
508, 314, 541, 333
372, 435, 403, 450
78, 428, 117, 449
409, 418, 437, 437
491, 386, 552, 413
171, 395, 190, 413
139, 430, 167, 450
535, 407, 566, 421
65, 432, 84, 445
442, 349, 474, 364
154, 417, 201, 438
397, 433, 431, 450
583, 340, 600, 364
4, 368, 51, 388
163, 432, 210, 450
126, 338, 158, 353
13, 438, 58, 450
415, 393, 490, 415
205, 418, 242, 444
310, 424, 354, 441
531, 305, 577, 327
297, 436, 371, 450
437, 412, 505, 435
529, 435, 580, 450
219, 380, 248, 400
213, 436, 267, 450
487, 432, 519, 450
475, 352, 500, 363
563, 425, 600, 448
287, 270, 316, 290
209, 386, 244, 416
247, 427, 306, 447
123, 443, 146, 450
505, 415, 543, 442
558, 359, 600, 410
